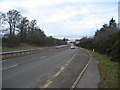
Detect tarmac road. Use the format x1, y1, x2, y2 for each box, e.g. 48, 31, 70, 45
2, 46, 100, 88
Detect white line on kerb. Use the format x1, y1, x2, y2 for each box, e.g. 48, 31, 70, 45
2, 64, 18, 71
70, 55, 92, 89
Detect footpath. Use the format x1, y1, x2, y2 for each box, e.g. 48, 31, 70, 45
76, 51, 100, 88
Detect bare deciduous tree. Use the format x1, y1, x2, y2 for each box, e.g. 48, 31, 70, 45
6, 9, 21, 47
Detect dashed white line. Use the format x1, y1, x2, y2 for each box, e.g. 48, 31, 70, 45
54, 71, 61, 77
42, 80, 53, 88
69, 54, 76, 61
65, 63, 68, 66
2, 64, 18, 71
40, 56, 47, 59
60, 66, 65, 70
2, 55, 47, 71
67, 61, 70, 63
41, 53, 77, 88
2, 55, 47, 62
2, 60, 8, 62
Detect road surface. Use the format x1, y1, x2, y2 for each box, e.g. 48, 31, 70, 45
2, 46, 99, 88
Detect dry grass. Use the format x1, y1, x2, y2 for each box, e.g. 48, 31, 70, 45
2, 43, 41, 52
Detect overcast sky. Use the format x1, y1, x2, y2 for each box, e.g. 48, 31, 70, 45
0, 0, 119, 39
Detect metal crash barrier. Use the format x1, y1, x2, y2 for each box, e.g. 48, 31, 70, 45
1, 45, 68, 60
1, 48, 42, 60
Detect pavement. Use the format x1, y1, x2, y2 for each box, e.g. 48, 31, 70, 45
76, 54, 100, 88
2, 46, 100, 88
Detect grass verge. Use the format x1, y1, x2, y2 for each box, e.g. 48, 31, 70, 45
95, 53, 118, 88
2, 43, 48, 52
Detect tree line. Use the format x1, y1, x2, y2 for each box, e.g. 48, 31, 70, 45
0, 9, 67, 47
77, 18, 120, 62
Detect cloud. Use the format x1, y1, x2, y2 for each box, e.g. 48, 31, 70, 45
0, 0, 119, 39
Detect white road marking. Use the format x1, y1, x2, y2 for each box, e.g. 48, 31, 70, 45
67, 61, 70, 63
2, 59, 12, 62
65, 63, 68, 66
2, 64, 18, 71
70, 55, 92, 89
2, 60, 7, 62
2, 55, 47, 62
54, 71, 61, 77
42, 80, 53, 88
60, 66, 65, 70
41, 53, 77, 88
40, 56, 47, 59
2, 55, 47, 71
70, 54, 76, 61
